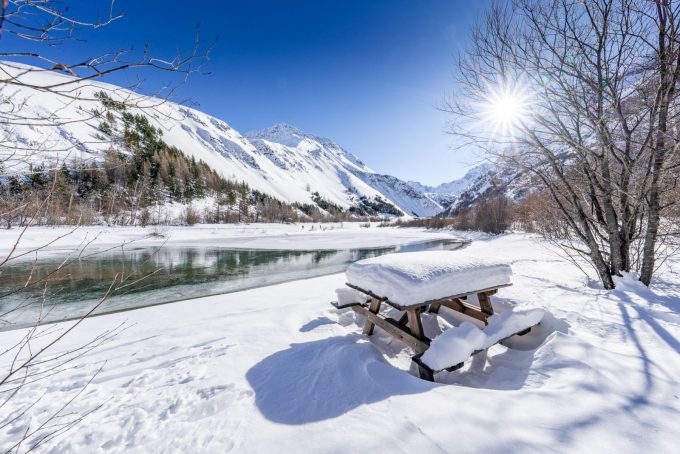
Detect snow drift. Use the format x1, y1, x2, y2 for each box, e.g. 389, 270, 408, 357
421, 308, 546, 370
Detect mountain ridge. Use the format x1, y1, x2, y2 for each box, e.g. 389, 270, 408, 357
0, 62, 441, 217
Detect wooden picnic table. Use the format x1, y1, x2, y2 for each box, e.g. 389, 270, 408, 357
332, 282, 533, 381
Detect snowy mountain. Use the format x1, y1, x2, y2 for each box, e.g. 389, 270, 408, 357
0, 61, 442, 217
246, 124, 442, 216
408, 164, 494, 206
409, 163, 530, 216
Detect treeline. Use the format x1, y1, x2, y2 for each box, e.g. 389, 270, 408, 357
0, 92, 391, 228
392, 194, 515, 234
394, 192, 577, 234
395, 190, 680, 274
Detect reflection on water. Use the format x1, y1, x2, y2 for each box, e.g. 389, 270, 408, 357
0, 239, 465, 328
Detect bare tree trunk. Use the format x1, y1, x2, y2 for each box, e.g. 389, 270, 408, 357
640, 113, 669, 285
640, 0, 680, 286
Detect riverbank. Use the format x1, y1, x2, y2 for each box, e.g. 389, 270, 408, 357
0, 223, 464, 260
0, 223, 466, 327
1, 233, 679, 452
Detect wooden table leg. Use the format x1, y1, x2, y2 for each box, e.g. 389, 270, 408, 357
406, 309, 426, 346
406, 309, 434, 381
351, 305, 429, 352
362, 298, 382, 335
416, 363, 434, 381
477, 291, 494, 316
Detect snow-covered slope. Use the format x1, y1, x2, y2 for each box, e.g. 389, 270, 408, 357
2, 231, 678, 452
409, 163, 531, 216
409, 164, 494, 206
0, 61, 441, 216
246, 124, 442, 216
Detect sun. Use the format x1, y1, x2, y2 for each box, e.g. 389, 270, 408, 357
477, 82, 533, 136
491, 95, 524, 123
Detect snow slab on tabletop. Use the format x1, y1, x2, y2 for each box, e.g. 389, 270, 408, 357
1, 233, 679, 452
345, 251, 512, 307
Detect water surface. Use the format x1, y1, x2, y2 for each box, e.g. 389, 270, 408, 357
0, 239, 465, 328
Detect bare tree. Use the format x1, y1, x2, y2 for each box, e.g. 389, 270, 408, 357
0, 1, 210, 450
638, 1, 680, 285
473, 195, 514, 234
446, 0, 680, 288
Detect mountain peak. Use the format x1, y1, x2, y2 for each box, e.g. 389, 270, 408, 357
262, 122, 304, 135
246, 123, 347, 151
1, 62, 442, 217
246, 123, 310, 147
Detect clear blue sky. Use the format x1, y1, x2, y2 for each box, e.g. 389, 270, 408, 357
8, 0, 491, 185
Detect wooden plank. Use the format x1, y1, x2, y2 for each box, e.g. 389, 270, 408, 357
345, 283, 387, 301
416, 362, 435, 381
406, 309, 425, 341
401, 284, 510, 311
362, 298, 381, 336
437, 298, 489, 324
411, 355, 436, 381
445, 362, 464, 372
419, 321, 541, 373
331, 300, 366, 310
350, 305, 430, 353
346, 282, 512, 311
477, 291, 494, 316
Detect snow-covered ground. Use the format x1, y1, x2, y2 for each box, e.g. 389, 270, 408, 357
1, 232, 679, 452
0, 223, 462, 260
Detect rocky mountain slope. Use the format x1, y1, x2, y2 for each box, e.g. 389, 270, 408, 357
0, 61, 441, 217
408, 164, 494, 206
409, 163, 530, 216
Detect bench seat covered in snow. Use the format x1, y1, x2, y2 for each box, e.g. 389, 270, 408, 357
416, 308, 545, 372
332, 251, 541, 381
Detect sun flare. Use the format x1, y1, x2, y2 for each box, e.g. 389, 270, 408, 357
478, 82, 533, 136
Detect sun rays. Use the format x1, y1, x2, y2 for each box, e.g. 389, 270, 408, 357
475, 80, 534, 139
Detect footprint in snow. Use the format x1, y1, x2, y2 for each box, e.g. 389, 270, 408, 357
196, 384, 232, 400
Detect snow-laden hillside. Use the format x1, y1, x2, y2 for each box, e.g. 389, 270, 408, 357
0, 61, 441, 216
246, 124, 442, 216
409, 163, 531, 215
409, 164, 494, 206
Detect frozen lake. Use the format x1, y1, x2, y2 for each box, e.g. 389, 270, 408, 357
0, 238, 466, 328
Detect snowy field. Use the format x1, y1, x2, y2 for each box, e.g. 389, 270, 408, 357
0, 223, 462, 259
1, 231, 679, 452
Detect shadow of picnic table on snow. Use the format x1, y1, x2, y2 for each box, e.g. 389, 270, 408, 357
246, 307, 571, 424
298, 316, 336, 332
245, 334, 436, 424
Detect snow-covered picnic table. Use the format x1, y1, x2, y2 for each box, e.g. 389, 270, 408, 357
333, 251, 544, 381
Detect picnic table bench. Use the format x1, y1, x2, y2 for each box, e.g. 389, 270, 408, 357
331, 251, 543, 381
